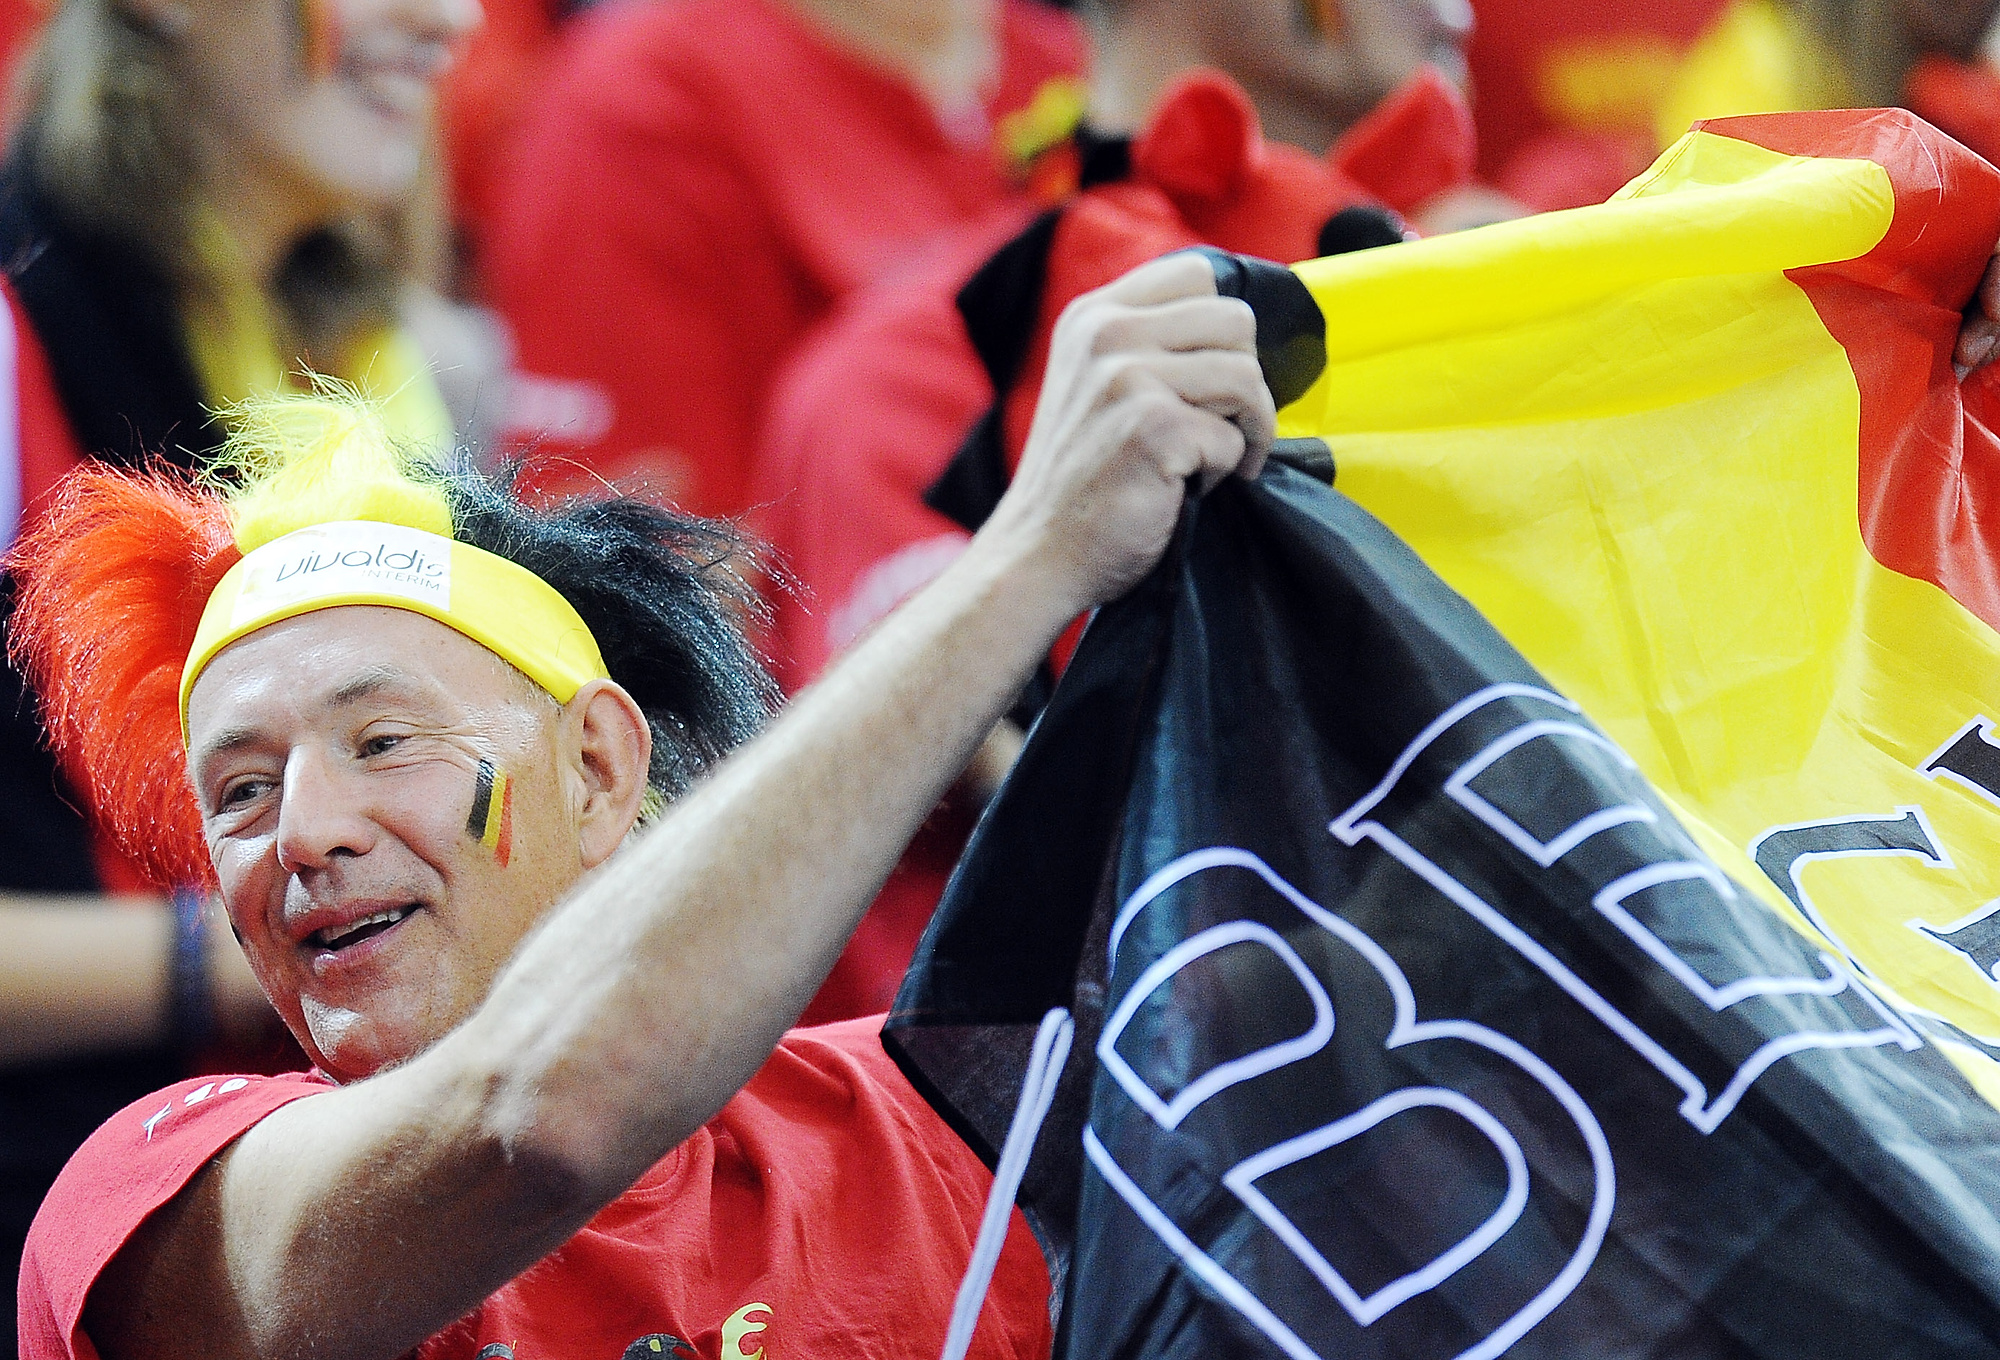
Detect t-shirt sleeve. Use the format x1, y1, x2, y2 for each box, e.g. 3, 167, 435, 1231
17, 1072, 330, 1360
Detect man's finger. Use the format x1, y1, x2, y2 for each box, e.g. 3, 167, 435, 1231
1097, 250, 1220, 307
1120, 349, 1277, 461
1234, 436, 1270, 484
1188, 409, 1250, 493
1107, 356, 1273, 492
1088, 295, 1258, 359
1112, 392, 1240, 487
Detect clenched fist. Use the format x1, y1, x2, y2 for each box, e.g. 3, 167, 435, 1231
980, 251, 1277, 620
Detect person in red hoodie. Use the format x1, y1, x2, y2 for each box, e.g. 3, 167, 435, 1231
752, 0, 1512, 1024
480, 0, 1086, 519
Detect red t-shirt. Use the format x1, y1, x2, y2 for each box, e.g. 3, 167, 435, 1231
18, 1018, 1051, 1360
481, 0, 1084, 519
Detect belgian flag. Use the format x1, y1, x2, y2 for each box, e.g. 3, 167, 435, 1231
889, 110, 2000, 1358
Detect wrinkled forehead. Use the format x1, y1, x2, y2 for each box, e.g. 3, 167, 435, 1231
184, 605, 553, 757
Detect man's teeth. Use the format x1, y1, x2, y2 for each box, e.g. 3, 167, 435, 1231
314, 908, 412, 949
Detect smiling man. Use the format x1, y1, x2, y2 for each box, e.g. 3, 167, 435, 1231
8, 252, 1273, 1360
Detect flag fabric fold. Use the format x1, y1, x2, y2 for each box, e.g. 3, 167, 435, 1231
1277, 108, 2000, 1082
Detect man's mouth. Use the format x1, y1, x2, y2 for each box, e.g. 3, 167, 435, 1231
311, 907, 416, 952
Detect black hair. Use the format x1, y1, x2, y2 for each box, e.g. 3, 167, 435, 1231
441, 467, 777, 801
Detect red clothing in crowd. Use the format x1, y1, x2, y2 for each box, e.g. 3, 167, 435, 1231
759, 66, 1475, 689
437, 0, 564, 246
753, 69, 1476, 1021
1466, 0, 1730, 209
482, 0, 1084, 519
753, 210, 1027, 698
4, 285, 88, 544
753, 215, 1020, 1025
19, 1018, 1050, 1360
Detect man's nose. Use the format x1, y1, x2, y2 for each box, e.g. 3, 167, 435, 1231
274, 749, 379, 874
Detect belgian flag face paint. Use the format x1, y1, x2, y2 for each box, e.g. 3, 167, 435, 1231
468, 759, 514, 868
295, 0, 338, 79
1298, 0, 1343, 38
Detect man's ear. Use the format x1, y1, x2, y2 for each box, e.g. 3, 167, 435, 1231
568, 679, 652, 869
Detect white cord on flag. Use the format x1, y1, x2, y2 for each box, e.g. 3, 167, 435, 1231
938, 1006, 1074, 1360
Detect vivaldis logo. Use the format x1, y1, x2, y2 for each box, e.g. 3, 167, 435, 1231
273, 541, 446, 582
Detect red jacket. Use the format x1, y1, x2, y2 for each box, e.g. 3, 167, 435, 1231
483, 0, 1085, 519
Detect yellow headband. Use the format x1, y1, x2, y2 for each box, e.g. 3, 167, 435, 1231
180, 520, 611, 737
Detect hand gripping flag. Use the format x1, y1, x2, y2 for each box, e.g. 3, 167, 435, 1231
886, 109, 2000, 1358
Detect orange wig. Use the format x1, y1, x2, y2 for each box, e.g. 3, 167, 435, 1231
8, 466, 240, 886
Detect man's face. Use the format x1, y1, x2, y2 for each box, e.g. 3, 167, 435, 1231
185, 607, 587, 1082
1201, 0, 1474, 152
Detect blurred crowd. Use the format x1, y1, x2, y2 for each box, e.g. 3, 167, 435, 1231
3, 0, 1999, 1343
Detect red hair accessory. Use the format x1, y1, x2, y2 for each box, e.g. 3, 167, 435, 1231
8, 466, 240, 887
999, 67, 1448, 480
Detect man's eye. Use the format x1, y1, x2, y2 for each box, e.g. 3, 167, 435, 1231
360, 734, 404, 758
218, 778, 271, 810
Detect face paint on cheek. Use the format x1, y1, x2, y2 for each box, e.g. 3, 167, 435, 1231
467, 759, 515, 868
296, 0, 339, 78
1298, 0, 1344, 37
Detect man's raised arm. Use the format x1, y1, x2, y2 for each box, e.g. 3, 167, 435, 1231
81, 252, 1273, 1360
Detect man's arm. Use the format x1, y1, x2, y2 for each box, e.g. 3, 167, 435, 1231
83, 253, 1272, 1360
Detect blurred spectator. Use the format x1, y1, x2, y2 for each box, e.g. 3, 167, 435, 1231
3, 0, 478, 454
0, 0, 478, 1335
1656, 0, 2000, 158
754, 0, 1498, 1023
1474, 0, 2000, 212
1467, 0, 1729, 210
1087, 0, 1470, 155
480, 0, 1086, 518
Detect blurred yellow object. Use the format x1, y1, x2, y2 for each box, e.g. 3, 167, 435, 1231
183, 213, 453, 456
1653, 0, 1851, 148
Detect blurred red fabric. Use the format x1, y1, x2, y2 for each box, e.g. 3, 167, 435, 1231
1467, 0, 1730, 209
481, 0, 1085, 520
